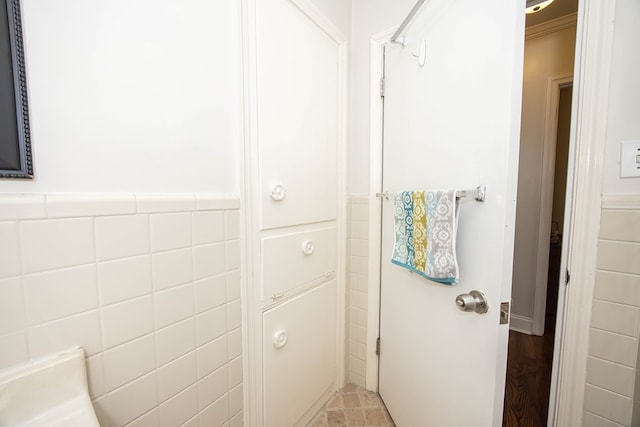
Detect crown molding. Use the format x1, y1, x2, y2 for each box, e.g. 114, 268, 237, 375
526, 12, 577, 40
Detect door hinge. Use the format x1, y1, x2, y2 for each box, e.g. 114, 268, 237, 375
380, 77, 385, 98
566, 268, 570, 285
500, 301, 510, 325
376, 338, 381, 355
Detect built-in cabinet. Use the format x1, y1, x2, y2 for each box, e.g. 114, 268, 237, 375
242, 0, 346, 425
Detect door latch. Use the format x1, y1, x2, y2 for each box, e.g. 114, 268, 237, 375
500, 301, 510, 325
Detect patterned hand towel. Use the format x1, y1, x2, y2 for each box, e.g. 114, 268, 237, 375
391, 190, 460, 284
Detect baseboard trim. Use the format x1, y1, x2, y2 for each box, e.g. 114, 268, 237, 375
509, 314, 534, 335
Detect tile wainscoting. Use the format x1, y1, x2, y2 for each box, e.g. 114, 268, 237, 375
583, 195, 640, 427
347, 196, 369, 388
0, 193, 242, 427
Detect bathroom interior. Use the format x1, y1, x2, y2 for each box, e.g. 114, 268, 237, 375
0, 0, 639, 426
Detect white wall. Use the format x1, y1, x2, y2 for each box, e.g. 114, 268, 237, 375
601, 0, 640, 195
1, 0, 242, 194
349, 0, 416, 194
510, 24, 576, 324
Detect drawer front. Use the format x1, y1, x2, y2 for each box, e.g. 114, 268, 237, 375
263, 280, 337, 427
261, 226, 337, 301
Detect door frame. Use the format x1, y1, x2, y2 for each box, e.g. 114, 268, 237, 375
365, 0, 616, 424
532, 73, 573, 337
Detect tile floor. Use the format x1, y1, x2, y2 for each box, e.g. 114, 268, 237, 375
307, 384, 396, 426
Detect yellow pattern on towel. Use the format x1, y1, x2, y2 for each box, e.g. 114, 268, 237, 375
412, 191, 427, 274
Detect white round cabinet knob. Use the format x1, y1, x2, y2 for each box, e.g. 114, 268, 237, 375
271, 184, 286, 201
273, 329, 288, 349
301, 240, 314, 256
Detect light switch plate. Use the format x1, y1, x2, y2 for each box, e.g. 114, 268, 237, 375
620, 140, 640, 178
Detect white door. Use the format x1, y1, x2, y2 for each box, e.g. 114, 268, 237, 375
378, 1, 525, 426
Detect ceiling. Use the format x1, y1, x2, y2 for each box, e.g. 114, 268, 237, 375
525, 0, 579, 27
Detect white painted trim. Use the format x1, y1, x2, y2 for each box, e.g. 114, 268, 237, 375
532, 74, 573, 337
509, 315, 534, 335
526, 12, 577, 40
602, 194, 640, 210
365, 26, 397, 393
239, 1, 258, 425
551, 1, 617, 425
0, 193, 240, 221
239, 0, 348, 425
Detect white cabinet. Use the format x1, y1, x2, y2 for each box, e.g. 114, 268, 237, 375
263, 281, 338, 427
243, 0, 346, 425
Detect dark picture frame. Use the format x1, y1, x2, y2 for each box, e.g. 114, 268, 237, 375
0, 0, 32, 179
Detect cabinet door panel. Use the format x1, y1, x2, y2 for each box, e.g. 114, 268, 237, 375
261, 226, 336, 301
256, 0, 339, 229
263, 280, 337, 427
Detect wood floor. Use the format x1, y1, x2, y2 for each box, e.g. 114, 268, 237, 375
502, 321, 555, 426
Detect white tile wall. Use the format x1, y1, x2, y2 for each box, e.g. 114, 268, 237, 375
0, 193, 243, 427
585, 200, 640, 427
347, 197, 369, 387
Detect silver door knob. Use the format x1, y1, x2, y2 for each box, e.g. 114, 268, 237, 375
455, 290, 488, 314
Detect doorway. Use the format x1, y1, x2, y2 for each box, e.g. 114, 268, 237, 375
503, 83, 573, 427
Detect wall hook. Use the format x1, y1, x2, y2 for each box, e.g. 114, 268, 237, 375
412, 39, 427, 67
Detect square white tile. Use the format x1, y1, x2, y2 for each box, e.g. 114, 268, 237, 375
126, 409, 158, 427
24, 265, 98, 325
227, 328, 242, 361
197, 335, 227, 379
591, 300, 640, 337
192, 211, 225, 245
600, 209, 640, 242
198, 394, 229, 426
226, 270, 241, 302
20, 218, 95, 273
154, 283, 194, 329
196, 306, 226, 346
0, 331, 28, 370
152, 248, 193, 291
193, 243, 225, 281
157, 351, 197, 403
225, 240, 240, 271
98, 255, 152, 306
229, 383, 243, 416
583, 384, 632, 426
101, 296, 154, 350
226, 299, 241, 332
103, 334, 156, 392
586, 356, 635, 397
594, 271, 640, 307
597, 240, 640, 275
95, 215, 149, 262
150, 212, 192, 252
197, 366, 228, 410
156, 318, 196, 366
224, 210, 239, 240
588, 328, 638, 367
158, 384, 198, 427
0, 222, 20, 278
0, 277, 26, 335
195, 274, 226, 313
103, 371, 158, 426
228, 356, 243, 388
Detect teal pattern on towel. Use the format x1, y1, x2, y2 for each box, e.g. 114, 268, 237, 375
391, 190, 460, 285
